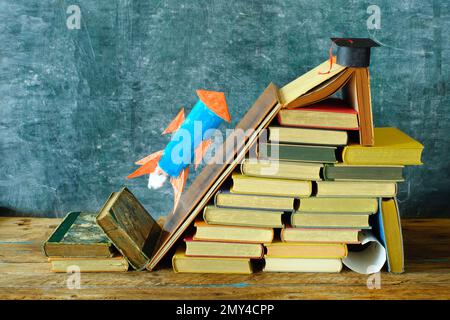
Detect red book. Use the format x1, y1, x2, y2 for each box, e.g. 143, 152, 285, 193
278, 98, 359, 130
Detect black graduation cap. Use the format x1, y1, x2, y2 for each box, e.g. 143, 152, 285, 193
331, 38, 380, 67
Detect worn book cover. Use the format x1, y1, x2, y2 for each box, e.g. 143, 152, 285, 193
43, 211, 116, 258
96, 187, 162, 271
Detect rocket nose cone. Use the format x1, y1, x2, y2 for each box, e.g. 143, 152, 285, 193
196, 89, 231, 122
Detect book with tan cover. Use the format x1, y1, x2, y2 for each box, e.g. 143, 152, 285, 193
172, 248, 253, 274
193, 220, 274, 244
265, 241, 347, 259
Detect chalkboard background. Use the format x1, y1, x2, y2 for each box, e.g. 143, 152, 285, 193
1, 0, 448, 218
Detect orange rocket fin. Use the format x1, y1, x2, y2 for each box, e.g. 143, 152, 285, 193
127, 151, 162, 179
194, 139, 213, 170
196, 90, 231, 122
135, 150, 163, 166
170, 167, 189, 214
162, 107, 185, 135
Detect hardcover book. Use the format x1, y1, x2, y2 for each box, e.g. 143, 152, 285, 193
172, 249, 253, 274
298, 197, 378, 213
203, 205, 284, 228
290, 212, 372, 229
241, 159, 322, 181
215, 191, 296, 211
184, 237, 264, 259
96, 187, 162, 270
265, 242, 348, 259
269, 125, 349, 146
43, 211, 116, 258
259, 142, 337, 163
231, 173, 312, 197
193, 220, 274, 244
316, 181, 397, 197
377, 198, 404, 273
48, 256, 128, 273
342, 127, 424, 165
264, 257, 343, 273
277, 98, 359, 131
281, 227, 360, 244
323, 164, 404, 181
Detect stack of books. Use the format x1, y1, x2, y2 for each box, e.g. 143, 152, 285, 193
172, 52, 423, 274
244, 101, 422, 273
172, 197, 283, 274
43, 188, 164, 272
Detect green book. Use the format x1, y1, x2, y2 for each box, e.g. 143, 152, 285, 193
323, 164, 404, 181
259, 142, 337, 163
43, 212, 116, 258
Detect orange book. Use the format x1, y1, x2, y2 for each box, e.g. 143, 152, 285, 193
265, 242, 347, 259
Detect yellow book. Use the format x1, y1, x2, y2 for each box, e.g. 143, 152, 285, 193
231, 173, 312, 197
265, 241, 348, 259
291, 212, 371, 229
342, 127, 424, 165
264, 256, 343, 273
299, 197, 378, 213
185, 238, 264, 258
279, 58, 347, 106
379, 198, 404, 273
203, 205, 284, 228
193, 221, 274, 243
316, 181, 397, 198
172, 249, 253, 274
269, 126, 348, 146
215, 191, 296, 211
48, 256, 129, 273
281, 228, 360, 243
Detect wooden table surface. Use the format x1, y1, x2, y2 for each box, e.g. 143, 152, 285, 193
0, 217, 449, 300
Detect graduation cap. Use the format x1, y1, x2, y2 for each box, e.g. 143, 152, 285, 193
331, 38, 380, 67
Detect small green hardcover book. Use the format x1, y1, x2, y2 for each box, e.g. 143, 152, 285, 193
43, 212, 116, 258
259, 142, 337, 163
323, 164, 404, 181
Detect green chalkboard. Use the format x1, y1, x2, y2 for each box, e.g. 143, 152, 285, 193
0, 0, 448, 218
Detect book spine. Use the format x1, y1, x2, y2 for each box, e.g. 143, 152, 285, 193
322, 164, 333, 181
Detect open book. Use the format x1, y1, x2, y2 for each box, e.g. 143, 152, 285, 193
278, 58, 375, 146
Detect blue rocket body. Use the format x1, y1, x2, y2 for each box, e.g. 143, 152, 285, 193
158, 100, 224, 177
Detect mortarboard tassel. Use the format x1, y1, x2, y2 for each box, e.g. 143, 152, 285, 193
319, 38, 354, 75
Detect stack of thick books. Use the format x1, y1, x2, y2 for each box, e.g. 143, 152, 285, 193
169, 44, 424, 274
172, 198, 283, 274
241, 97, 422, 273
173, 99, 423, 274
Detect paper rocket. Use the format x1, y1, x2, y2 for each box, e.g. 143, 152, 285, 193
127, 90, 230, 213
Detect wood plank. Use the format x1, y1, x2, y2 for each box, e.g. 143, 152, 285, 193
0, 217, 449, 299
